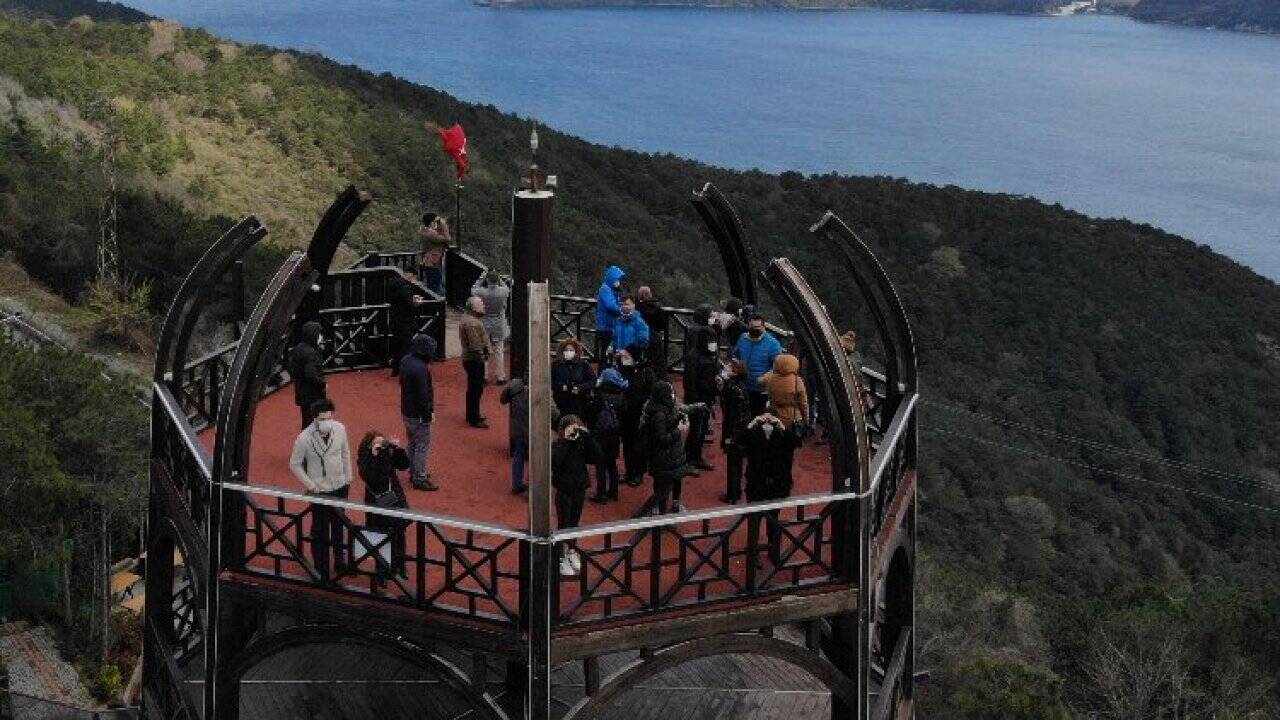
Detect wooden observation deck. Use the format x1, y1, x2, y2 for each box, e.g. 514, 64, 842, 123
142, 184, 919, 720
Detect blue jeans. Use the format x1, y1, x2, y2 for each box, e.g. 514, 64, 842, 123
511, 438, 528, 491
403, 415, 432, 485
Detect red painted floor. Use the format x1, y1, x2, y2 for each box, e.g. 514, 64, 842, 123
204, 363, 842, 625
238, 361, 835, 531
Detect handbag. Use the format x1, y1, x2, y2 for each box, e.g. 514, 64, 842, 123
791, 377, 813, 441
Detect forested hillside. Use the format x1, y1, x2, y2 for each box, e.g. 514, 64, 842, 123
1132, 0, 1280, 32
1, 3, 1278, 716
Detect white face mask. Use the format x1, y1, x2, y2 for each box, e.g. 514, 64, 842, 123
315, 419, 335, 435
707, 342, 718, 353
762, 423, 775, 439
563, 350, 576, 361
316, 335, 325, 346
620, 356, 635, 367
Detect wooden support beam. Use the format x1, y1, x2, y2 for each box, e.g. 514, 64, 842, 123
526, 281, 554, 720
551, 587, 857, 663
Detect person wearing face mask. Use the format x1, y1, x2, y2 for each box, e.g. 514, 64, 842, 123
288, 399, 353, 583
459, 296, 492, 428
551, 338, 596, 417
732, 311, 783, 416
718, 359, 751, 504
632, 381, 689, 517
738, 412, 801, 567
552, 415, 603, 575
588, 367, 628, 503
609, 295, 650, 357
617, 345, 656, 487
289, 320, 328, 429
594, 265, 626, 367
682, 304, 719, 472
471, 269, 512, 384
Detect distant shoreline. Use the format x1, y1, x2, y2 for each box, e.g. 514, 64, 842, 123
478, 0, 1280, 37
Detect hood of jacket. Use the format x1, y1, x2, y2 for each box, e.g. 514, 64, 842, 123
300, 320, 322, 347
601, 265, 625, 288
772, 353, 800, 376
410, 333, 437, 360
650, 380, 675, 408
600, 367, 629, 389
692, 304, 712, 327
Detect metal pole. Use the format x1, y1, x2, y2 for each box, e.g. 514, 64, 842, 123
231, 260, 246, 341
455, 180, 463, 252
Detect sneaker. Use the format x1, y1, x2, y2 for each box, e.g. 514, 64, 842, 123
559, 556, 577, 576
589, 494, 609, 504
669, 503, 684, 514
511, 485, 528, 495
694, 461, 716, 471
413, 479, 439, 491
719, 493, 739, 504
624, 475, 643, 488
567, 548, 582, 572
468, 419, 490, 429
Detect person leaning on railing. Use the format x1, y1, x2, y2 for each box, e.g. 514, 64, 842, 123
636, 285, 669, 368
288, 398, 353, 583
738, 413, 801, 568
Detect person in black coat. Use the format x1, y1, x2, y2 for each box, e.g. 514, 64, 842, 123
387, 269, 425, 377
357, 431, 410, 585
552, 415, 602, 531
588, 368, 628, 503
617, 345, 656, 487
636, 286, 669, 369
289, 320, 327, 429
551, 338, 596, 418
718, 297, 748, 348
399, 334, 437, 490
683, 304, 719, 472
719, 359, 752, 504
633, 381, 689, 517
738, 413, 802, 566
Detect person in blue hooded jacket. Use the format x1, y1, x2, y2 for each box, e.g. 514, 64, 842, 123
732, 310, 783, 416
609, 295, 650, 354
595, 265, 625, 365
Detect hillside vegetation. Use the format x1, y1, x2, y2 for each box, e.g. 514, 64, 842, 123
1131, 0, 1280, 32
1, 4, 1278, 716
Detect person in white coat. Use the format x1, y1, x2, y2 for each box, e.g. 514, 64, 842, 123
289, 398, 353, 583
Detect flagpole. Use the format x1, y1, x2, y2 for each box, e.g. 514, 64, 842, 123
455, 178, 463, 252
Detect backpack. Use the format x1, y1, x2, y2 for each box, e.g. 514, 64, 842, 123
592, 394, 620, 436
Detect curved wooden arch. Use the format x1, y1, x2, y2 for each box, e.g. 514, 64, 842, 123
203, 187, 369, 720
761, 258, 871, 493
226, 624, 509, 720
810, 212, 918, 409
562, 633, 857, 720
154, 216, 267, 386
692, 182, 758, 307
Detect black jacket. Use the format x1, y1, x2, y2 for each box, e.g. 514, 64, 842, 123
399, 334, 436, 419
719, 376, 750, 450
738, 422, 802, 502
552, 432, 603, 494
358, 443, 410, 529
620, 362, 656, 429
289, 321, 326, 409
684, 336, 720, 405
637, 299, 669, 338
551, 359, 596, 416
642, 382, 686, 475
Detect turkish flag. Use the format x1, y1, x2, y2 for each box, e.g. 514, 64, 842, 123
437, 124, 468, 179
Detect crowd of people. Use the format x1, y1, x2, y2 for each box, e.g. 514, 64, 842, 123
283, 211, 857, 581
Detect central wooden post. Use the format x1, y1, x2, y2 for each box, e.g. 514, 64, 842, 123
526, 281, 554, 720
510, 189, 555, 381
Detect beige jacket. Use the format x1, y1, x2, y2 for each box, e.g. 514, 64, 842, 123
288, 421, 353, 493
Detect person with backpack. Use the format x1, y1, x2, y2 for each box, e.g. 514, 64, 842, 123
632, 381, 689, 517
588, 367, 627, 503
